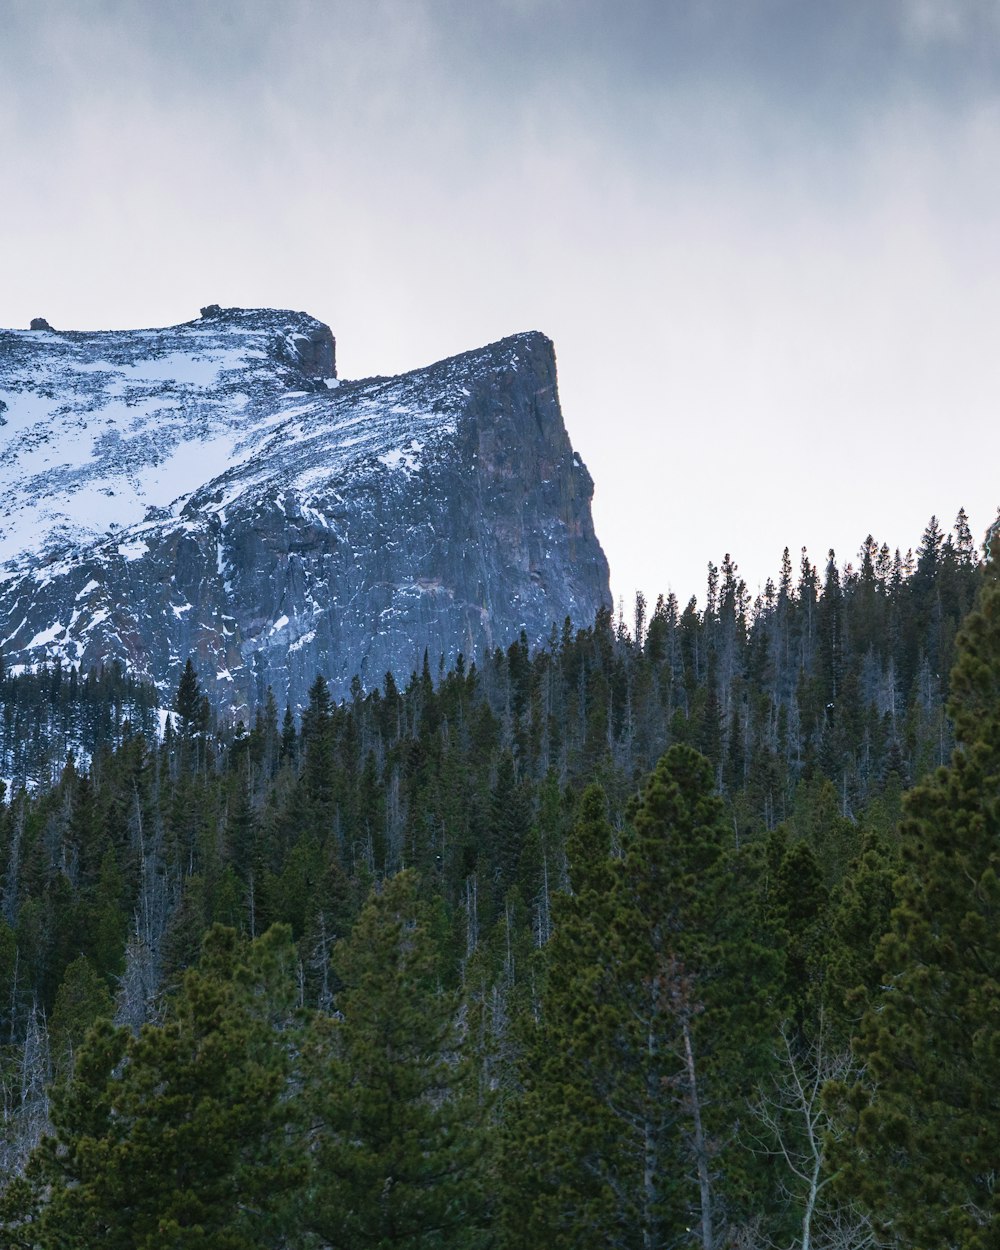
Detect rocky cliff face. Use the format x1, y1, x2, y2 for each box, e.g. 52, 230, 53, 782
0, 307, 610, 713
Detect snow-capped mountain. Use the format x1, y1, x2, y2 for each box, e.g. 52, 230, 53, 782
0, 306, 610, 713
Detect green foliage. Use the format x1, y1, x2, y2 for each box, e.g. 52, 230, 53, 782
16, 925, 300, 1250
500, 784, 620, 1249
48, 955, 114, 1078
822, 832, 898, 1032
504, 751, 780, 1248
0, 513, 992, 1247
834, 575, 1000, 1246
302, 869, 488, 1248
174, 658, 210, 738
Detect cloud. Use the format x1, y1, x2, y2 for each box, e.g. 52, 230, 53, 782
899, 0, 1000, 47
0, 0, 997, 605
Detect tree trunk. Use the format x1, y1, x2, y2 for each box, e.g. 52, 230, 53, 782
683, 1018, 714, 1250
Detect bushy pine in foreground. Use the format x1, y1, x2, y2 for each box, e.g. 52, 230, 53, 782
4, 925, 300, 1250
831, 573, 1000, 1248
301, 868, 488, 1249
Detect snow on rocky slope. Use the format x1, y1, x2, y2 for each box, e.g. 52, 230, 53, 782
0, 306, 610, 713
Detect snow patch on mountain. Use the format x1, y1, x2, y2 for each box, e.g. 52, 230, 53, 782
0, 307, 609, 711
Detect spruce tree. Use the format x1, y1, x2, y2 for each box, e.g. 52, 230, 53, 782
174, 659, 207, 738
835, 575, 1000, 1246
302, 869, 486, 1249
503, 753, 778, 1250
18, 925, 300, 1250
500, 784, 621, 1250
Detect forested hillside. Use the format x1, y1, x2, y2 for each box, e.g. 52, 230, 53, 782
0, 510, 996, 1248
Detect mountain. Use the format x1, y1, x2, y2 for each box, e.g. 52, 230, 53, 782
0, 306, 610, 713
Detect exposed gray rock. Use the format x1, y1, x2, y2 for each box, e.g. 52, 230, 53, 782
283, 324, 336, 379
0, 308, 609, 713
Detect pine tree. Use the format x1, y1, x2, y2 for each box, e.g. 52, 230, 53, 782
500, 784, 621, 1250
822, 833, 898, 1034
834, 575, 1000, 1246
488, 751, 532, 904
174, 659, 207, 738
279, 705, 297, 764
18, 924, 300, 1250
302, 869, 486, 1249
766, 834, 829, 1030
954, 506, 976, 567
619, 745, 779, 1246
300, 674, 335, 841
503, 753, 778, 1250
48, 955, 114, 1079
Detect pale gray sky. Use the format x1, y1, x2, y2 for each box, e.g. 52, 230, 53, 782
2, 0, 998, 611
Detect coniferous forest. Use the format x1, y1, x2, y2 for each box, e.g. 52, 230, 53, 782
0, 511, 997, 1249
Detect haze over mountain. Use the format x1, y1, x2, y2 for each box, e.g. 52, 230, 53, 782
4, 2, 998, 610
0, 306, 609, 711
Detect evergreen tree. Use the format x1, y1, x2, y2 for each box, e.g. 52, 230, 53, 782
504, 753, 777, 1249
488, 751, 532, 904
48, 955, 114, 1079
617, 745, 778, 1245
174, 659, 208, 738
822, 833, 898, 1035
834, 575, 1000, 1246
302, 869, 487, 1249
0, 511, 991, 1247
279, 705, 297, 764
17, 924, 300, 1250
300, 674, 335, 841
766, 834, 829, 1029
500, 785, 621, 1250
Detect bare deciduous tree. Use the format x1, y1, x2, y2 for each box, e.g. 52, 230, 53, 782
0, 1001, 51, 1179
747, 1017, 884, 1250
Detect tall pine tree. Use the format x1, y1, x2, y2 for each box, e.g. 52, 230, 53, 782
302, 869, 487, 1249
503, 751, 777, 1250
835, 574, 1000, 1246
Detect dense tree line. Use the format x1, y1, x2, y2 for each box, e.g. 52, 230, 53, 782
0, 510, 996, 1247
0, 659, 160, 794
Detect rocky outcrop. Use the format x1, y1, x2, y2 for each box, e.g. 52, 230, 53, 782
0, 308, 609, 713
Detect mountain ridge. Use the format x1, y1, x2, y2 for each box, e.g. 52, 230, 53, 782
0, 307, 610, 712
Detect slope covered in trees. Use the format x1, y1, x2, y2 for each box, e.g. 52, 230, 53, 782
0, 510, 995, 1248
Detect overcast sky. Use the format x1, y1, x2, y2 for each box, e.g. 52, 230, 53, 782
2, 0, 998, 612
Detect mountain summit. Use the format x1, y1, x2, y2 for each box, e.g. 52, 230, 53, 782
0, 307, 610, 711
